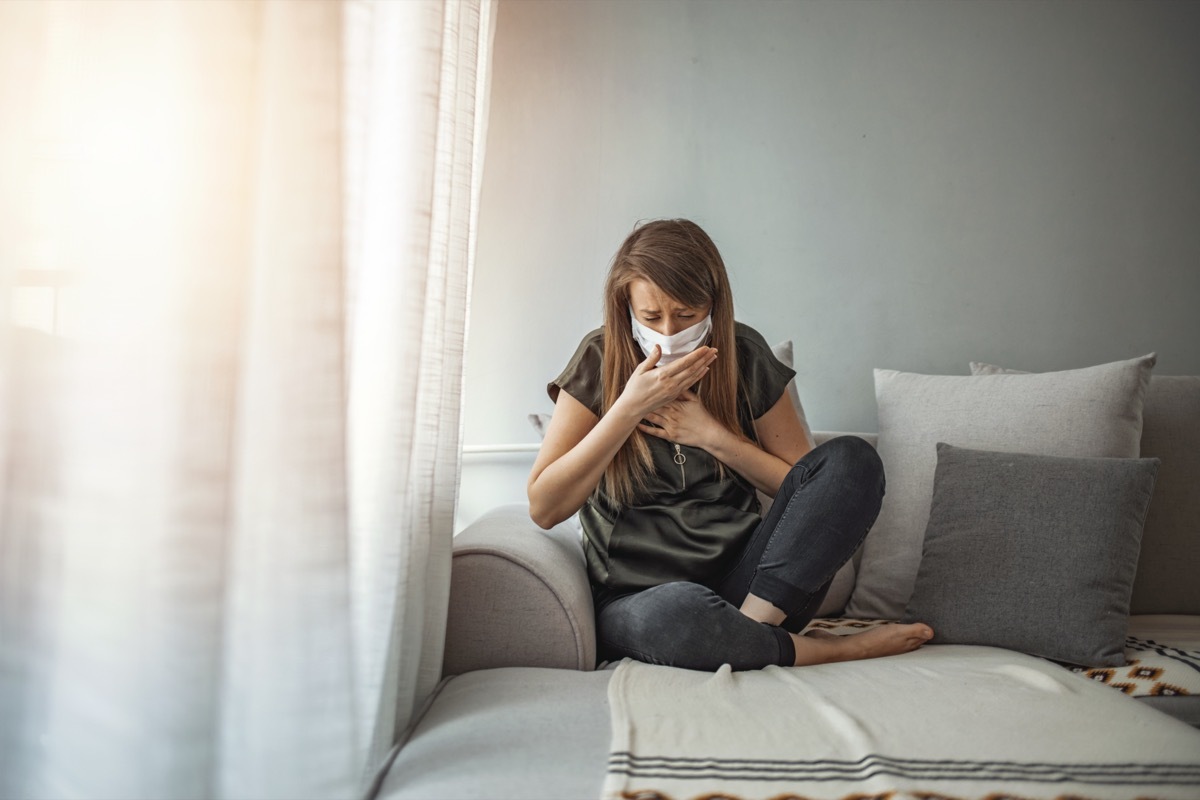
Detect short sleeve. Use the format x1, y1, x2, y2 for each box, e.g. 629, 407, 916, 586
549, 328, 605, 416
735, 323, 796, 420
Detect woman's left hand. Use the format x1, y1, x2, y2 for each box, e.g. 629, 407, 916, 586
637, 390, 720, 450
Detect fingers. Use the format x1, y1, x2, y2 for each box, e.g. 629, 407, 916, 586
669, 345, 716, 369
663, 346, 716, 384
626, 347, 714, 417
637, 423, 668, 439
635, 344, 662, 373
640, 409, 672, 437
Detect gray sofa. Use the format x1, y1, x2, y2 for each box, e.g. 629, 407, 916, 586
373, 373, 1200, 799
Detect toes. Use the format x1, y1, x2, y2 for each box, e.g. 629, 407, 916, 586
897, 622, 934, 640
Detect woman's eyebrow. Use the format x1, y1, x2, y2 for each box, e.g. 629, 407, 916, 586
636, 302, 698, 314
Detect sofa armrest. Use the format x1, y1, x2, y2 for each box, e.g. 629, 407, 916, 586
442, 504, 596, 676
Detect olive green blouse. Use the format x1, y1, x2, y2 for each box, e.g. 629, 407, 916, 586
548, 322, 795, 593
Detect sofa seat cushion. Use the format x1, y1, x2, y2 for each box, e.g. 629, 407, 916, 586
374, 621, 1200, 800
374, 667, 611, 800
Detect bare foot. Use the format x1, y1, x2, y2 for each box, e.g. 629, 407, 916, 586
790, 622, 934, 666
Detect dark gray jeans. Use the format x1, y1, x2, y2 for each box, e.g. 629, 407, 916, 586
594, 435, 885, 671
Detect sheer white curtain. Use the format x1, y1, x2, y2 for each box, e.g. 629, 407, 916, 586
0, 1, 495, 798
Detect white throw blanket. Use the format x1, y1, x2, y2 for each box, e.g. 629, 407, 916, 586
604, 646, 1200, 800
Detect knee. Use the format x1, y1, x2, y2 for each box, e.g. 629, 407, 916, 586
640, 582, 723, 634
811, 435, 884, 494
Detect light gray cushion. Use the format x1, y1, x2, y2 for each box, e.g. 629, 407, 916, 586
903, 443, 1159, 667
972, 363, 1200, 616
848, 354, 1156, 620
527, 411, 550, 438
444, 505, 595, 675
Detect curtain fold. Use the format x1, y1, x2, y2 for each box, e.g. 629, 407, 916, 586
342, 0, 495, 777
0, 1, 495, 797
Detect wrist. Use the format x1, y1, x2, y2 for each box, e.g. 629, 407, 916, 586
701, 424, 740, 459
607, 396, 647, 430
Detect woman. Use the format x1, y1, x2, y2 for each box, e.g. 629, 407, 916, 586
528, 219, 932, 670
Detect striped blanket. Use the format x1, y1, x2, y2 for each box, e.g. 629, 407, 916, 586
603, 645, 1200, 800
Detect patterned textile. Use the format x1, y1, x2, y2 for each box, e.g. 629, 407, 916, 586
1070, 636, 1199, 697
808, 618, 1198, 698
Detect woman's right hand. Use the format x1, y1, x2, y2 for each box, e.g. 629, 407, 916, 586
528, 344, 716, 530
615, 345, 718, 419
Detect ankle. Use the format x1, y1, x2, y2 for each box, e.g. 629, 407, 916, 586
788, 631, 843, 667
739, 593, 786, 626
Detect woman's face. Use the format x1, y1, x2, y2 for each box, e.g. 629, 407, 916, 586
628, 278, 712, 337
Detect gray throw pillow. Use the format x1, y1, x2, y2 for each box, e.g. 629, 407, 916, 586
971, 362, 1200, 616
846, 353, 1156, 620
902, 443, 1159, 667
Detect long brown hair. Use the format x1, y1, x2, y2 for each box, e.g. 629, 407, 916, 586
601, 219, 741, 506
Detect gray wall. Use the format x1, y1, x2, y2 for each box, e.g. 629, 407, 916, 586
458, 0, 1200, 528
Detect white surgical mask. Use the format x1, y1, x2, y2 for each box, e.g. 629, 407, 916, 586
629, 308, 713, 366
